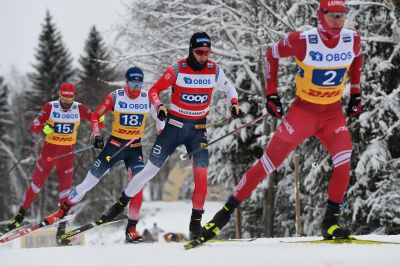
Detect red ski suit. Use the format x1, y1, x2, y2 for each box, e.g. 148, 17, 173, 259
21, 101, 92, 209
233, 28, 363, 204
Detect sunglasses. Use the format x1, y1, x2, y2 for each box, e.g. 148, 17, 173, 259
323, 11, 346, 20
60, 96, 74, 102
128, 81, 143, 87
193, 49, 211, 56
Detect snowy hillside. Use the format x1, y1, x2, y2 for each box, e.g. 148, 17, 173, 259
1, 201, 400, 266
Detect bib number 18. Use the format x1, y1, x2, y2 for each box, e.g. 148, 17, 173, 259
120, 114, 144, 126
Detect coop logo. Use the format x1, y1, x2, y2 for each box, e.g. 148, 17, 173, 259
118, 101, 148, 109
310, 51, 353, 62
181, 93, 209, 104
183, 77, 212, 85
52, 112, 78, 119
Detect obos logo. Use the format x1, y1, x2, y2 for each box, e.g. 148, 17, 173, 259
183, 77, 212, 85
181, 93, 208, 104
118, 101, 148, 109
310, 51, 323, 61
53, 112, 61, 118
118, 101, 128, 108
310, 50, 353, 62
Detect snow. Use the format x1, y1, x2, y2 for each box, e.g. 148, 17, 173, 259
1, 201, 400, 266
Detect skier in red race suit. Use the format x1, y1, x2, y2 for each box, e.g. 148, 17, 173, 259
189, 0, 363, 245
96, 32, 242, 240
1, 83, 94, 245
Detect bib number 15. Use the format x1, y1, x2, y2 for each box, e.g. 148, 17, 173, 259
312, 68, 347, 87
54, 123, 74, 134
120, 114, 144, 126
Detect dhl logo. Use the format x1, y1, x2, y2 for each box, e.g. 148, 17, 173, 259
303, 89, 342, 98
116, 129, 142, 135
51, 136, 73, 142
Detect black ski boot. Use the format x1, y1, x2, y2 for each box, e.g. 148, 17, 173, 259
201, 196, 240, 243
56, 221, 72, 246
3, 207, 26, 234
321, 201, 351, 239
189, 209, 204, 240
100, 192, 131, 222
125, 219, 143, 243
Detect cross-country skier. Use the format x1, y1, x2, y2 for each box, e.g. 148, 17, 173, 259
188, 0, 363, 245
1, 83, 94, 246
44, 67, 164, 243
91, 32, 241, 240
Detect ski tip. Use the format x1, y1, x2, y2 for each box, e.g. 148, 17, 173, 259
184, 239, 203, 250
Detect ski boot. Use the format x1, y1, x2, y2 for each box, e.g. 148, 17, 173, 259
125, 219, 143, 243
56, 221, 72, 246
44, 201, 73, 225
189, 209, 204, 240
192, 196, 240, 246
2, 207, 26, 234
100, 192, 131, 223
321, 201, 351, 240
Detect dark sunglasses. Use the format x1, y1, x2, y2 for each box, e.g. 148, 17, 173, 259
193, 49, 211, 56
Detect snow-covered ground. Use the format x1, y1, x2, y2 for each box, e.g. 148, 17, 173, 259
1, 201, 399, 266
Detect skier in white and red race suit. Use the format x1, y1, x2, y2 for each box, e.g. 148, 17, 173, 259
1, 83, 94, 245
97, 32, 242, 240
44, 67, 165, 243
189, 0, 363, 245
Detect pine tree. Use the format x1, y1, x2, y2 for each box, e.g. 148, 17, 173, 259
78, 25, 118, 110
28, 10, 74, 113
0, 76, 13, 219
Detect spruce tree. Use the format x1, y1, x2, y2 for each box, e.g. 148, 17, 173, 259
78, 25, 118, 110
28, 10, 74, 113
0, 76, 13, 218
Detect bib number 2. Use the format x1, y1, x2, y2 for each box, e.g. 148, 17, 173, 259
312, 68, 347, 87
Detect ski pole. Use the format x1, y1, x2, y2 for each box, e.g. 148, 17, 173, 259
46, 144, 94, 162
205, 114, 232, 129
6, 137, 43, 175
72, 134, 94, 178
180, 113, 269, 160
105, 122, 155, 162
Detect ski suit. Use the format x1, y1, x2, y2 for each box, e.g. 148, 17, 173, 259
232, 27, 363, 204
21, 100, 92, 209
123, 59, 239, 211
67, 88, 164, 220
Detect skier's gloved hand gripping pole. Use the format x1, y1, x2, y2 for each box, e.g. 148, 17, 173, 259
180, 113, 269, 160
105, 122, 156, 162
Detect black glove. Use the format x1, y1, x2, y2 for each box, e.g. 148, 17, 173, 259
347, 93, 362, 118
266, 94, 284, 118
157, 104, 168, 121
230, 104, 242, 119
93, 135, 104, 149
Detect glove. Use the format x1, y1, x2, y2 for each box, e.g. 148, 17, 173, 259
42, 124, 54, 135
347, 93, 362, 118
230, 104, 241, 119
93, 135, 105, 149
266, 94, 284, 118
157, 104, 168, 121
